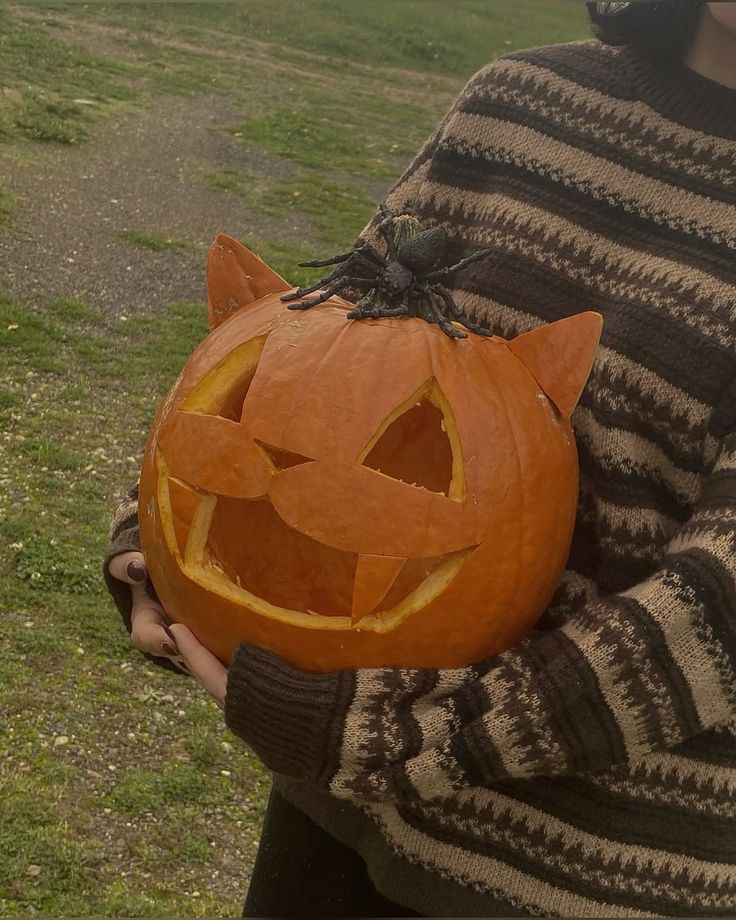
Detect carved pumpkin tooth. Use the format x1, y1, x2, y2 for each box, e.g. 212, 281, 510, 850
352, 555, 406, 625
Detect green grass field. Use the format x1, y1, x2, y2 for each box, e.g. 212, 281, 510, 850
0, 3, 587, 915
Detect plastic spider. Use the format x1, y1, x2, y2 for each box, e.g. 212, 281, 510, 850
281, 204, 493, 339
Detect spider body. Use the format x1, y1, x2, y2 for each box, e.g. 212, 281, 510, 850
380, 260, 413, 298
395, 226, 447, 274
281, 205, 493, 339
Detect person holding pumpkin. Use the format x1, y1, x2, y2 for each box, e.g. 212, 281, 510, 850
105, 1, 736, 916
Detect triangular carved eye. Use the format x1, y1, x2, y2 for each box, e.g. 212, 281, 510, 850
181, 335, 267, 422
358, 378, 464, 500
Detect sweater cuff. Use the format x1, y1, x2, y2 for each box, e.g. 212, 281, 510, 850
224, 644, 356, 786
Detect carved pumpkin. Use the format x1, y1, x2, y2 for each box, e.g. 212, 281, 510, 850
139, 234, 602, 672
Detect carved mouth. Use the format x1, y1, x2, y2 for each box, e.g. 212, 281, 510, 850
156, 455, 472, 633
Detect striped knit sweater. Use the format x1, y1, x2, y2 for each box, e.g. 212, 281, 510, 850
106, 41, 736, 917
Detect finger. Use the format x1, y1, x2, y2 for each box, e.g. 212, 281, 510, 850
130, 630, 191, 675
130, 603, 180, 658
130, 581, 172, 626
121, 573, 189, 675
169, 623, 227, 709
131, 615, 190, 675
109, 551, 148, 585
130, 614, 191, 674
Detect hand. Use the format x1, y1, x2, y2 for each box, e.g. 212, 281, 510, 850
108, 551, 191, 676
167, 623, 228, 711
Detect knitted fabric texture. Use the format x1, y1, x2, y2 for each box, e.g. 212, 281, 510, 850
105, 41, 736, 917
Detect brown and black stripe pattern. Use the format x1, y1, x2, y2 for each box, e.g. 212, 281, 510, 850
108, 40, 736, 917
228, 41, 736, 916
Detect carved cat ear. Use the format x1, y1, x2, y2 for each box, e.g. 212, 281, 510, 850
207, 234, 291, 330
507, 312, 603, 418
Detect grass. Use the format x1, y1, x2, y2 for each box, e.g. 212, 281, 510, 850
12, 98, 89, 144
231, 89, 431, 181
0, 5, 140, 144
0, 291, 271, 915
196, 164, 376, 248
79, 1, 586, 77
0, 1, 587, 915
107, 764, 212, 814
0, 1, 586, 215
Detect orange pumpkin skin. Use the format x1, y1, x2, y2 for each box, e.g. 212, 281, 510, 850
139, 236, 601, 672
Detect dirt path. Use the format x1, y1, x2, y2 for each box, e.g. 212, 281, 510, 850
0, 6, 456, 320
0, 93, 310, 316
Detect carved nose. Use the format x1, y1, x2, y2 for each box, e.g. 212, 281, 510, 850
256, 441, 314, 473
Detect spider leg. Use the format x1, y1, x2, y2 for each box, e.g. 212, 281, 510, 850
419, 285, 466, 339
431, 284, 493, 337
281, 274, 341, 302
287, 276, 374, 311
417, 248, 493, 283
299, 243, 386, 269
282, 252, 379, 302
343, 284, 410, 321
297, 251, 352, 269
347, 302, 410, 321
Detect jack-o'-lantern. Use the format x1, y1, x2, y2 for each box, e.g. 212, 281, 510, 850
139, 234, 601, 672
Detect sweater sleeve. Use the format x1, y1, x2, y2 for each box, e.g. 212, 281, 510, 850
224, 425, 736, 802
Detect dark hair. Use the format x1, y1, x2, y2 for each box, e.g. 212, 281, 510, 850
587, 1, 702, 62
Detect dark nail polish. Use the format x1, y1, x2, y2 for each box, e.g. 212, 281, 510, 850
162, 623, 176, 642
127, 560, 146, 582
162, 642, 179, 657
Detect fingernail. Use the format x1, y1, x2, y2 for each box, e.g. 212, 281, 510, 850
162, 642, 179, 657
162, 623, 176, 642
127, 560, 146, 582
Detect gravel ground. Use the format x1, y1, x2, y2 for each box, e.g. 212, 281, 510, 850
0, 92, 308, 317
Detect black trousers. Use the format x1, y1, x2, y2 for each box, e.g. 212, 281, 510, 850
243, 789, 420, 918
